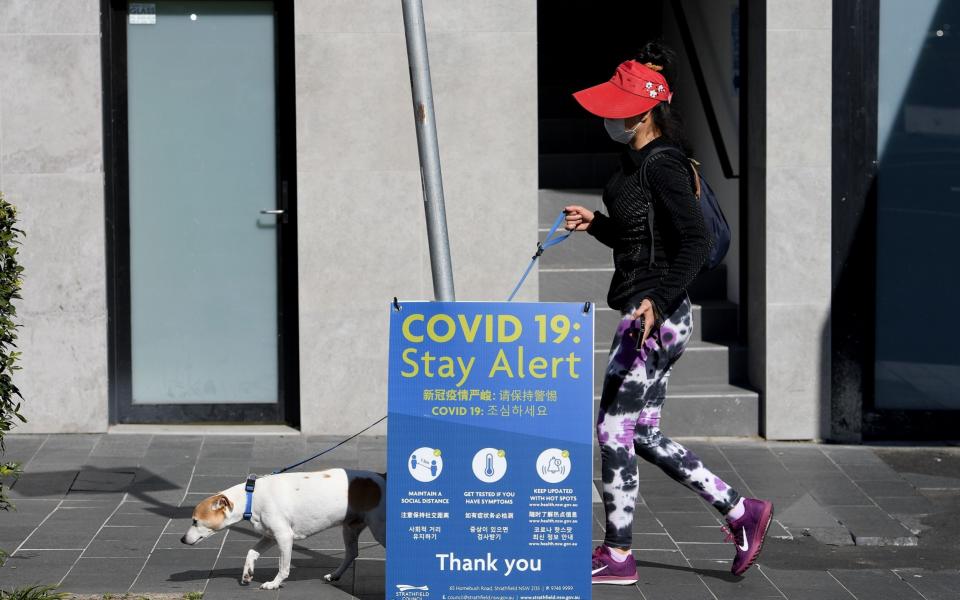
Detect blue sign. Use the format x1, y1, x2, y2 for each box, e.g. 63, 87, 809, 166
386, 302, 594, 600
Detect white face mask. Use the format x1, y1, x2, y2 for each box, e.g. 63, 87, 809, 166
604, 118, 640, 144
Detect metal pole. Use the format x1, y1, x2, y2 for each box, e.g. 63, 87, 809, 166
401, 0, 456, 302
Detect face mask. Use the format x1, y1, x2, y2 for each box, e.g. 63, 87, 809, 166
604, 118, 640, 144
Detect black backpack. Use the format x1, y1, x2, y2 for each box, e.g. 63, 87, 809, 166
641, 147, 731, 271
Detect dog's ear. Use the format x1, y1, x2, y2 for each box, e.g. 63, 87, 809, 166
213, 494, 234, 512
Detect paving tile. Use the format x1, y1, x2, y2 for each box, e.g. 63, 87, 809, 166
0, 524, 38, 550
806, 482, 873, 507
872, 495, 936, 515
189, 475, 246, 494
637, 581, 716, 600
90, 436, 152, 458
677, 542, 732, 561
130, 548, 219, 594
654, 511, 722, 528
200, 444, 255, 461
59, 556, 144, 593
0, 550, 82, 588
631, 532, 677, 550
893, 569, 960, 600
828, 506, 917, 546
2, 435, 45, 465
645, 495, 715, 513
822, 447, 886, 466
829, 568, 925, 599
203, 566, 276, 599
0, 502, 57, 529
629, 512, 666, 534
352, 558, 384, 594
9, 470, 77, 499
758, 567, 856, 600
776, 493, 841, 529
638, 477, 699, 497
807, 526, 855, 546
19, 506, 115, 550
856, 480, 920, 498
691, 560, 783, 599
69, 469, 136, 492
839, 463, 901, 481
899, 472, 960, 491
107, 510, 171, 527
84, 535, 158, 557
665, 525, 725, 544
591, 584, 644, 600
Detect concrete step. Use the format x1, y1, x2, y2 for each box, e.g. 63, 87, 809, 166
592, 383, 760, 437
593, 302, 738, 347
539, 188, 602, 228
539, 229, 613, 270
592, 341, 743, 393
539, 265, 728, 307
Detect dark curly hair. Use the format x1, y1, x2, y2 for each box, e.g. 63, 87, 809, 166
634, 40, 691, 155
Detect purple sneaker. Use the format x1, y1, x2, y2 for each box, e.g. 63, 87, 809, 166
723, 498, 774, 576
591, 545, 638, 585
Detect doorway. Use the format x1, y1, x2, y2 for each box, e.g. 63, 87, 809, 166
102, 0, 299, 424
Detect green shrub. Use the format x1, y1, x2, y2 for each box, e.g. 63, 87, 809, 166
0, 584, 68, 600
0, 193, 25, 563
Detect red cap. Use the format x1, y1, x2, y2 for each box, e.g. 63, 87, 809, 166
572, 60, 672, 119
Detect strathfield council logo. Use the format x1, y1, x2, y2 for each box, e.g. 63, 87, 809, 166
396, 584, 430, 598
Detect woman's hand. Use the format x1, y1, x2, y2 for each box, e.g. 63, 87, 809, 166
630, 299, 657, 344
563, 205, 594, 231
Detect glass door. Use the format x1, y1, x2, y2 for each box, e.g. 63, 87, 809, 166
874, 0, 960, 411
104, 0, 299, 423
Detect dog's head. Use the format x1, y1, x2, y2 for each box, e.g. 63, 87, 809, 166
180, 493, 234, 545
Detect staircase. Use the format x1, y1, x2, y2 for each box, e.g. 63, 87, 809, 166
538, 189, 759, 437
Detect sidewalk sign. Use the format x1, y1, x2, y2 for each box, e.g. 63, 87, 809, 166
386, 301, 594, 600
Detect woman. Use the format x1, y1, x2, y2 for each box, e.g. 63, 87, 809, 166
564, 42, 773, 584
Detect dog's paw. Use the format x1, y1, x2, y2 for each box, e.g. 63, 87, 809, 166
260, 581, 281, 590
323, 573, 339, 582
241, 572, 254, 585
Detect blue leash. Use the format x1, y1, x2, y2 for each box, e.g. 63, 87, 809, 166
507, 210, 574, 301
262, 211, 573, 478
271, 415, 387, 475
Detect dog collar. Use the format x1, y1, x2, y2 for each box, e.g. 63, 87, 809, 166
243, 474, 257, 521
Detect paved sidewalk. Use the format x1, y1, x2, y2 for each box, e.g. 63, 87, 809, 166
1, 434, 959, 600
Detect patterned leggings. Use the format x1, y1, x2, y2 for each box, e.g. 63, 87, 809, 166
597, 295, 741, 549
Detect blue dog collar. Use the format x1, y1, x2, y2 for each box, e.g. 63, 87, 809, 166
243, 474, 257, 521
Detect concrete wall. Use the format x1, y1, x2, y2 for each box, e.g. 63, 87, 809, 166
0, 0, 108, 433
758, 0, 833, 440
294, 1, 538, 434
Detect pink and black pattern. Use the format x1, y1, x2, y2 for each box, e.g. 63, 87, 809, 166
597, 296, 741, 549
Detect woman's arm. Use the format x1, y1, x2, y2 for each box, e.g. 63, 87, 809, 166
564, 205, 618, 248
643, 154, 712, 320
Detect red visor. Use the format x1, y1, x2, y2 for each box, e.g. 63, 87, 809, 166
572, 60, 672, 119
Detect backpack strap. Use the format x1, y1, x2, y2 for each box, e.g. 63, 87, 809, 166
640, 146, 694, 268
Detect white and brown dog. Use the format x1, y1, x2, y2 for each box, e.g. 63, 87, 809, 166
180, 468, 386, 590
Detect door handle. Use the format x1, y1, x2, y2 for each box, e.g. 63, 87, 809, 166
260, 209, 284, 215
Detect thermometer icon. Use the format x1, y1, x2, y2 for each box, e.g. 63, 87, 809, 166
484, 453, 495, 477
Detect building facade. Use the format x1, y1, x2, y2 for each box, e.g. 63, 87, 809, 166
2, 0, 954, 441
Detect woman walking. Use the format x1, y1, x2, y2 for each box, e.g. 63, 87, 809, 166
563, 42, 773, 584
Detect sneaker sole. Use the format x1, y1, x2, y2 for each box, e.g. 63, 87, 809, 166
732, 502, 774, 577
592, 576, 639, 585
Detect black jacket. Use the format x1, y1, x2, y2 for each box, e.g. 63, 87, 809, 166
587, 137, 712, 318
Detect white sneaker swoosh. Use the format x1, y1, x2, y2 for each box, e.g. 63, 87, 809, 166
592, 565, 609, 576
737, 527, 750, 552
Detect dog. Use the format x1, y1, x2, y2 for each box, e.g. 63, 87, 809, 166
180, 468, 386, 590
